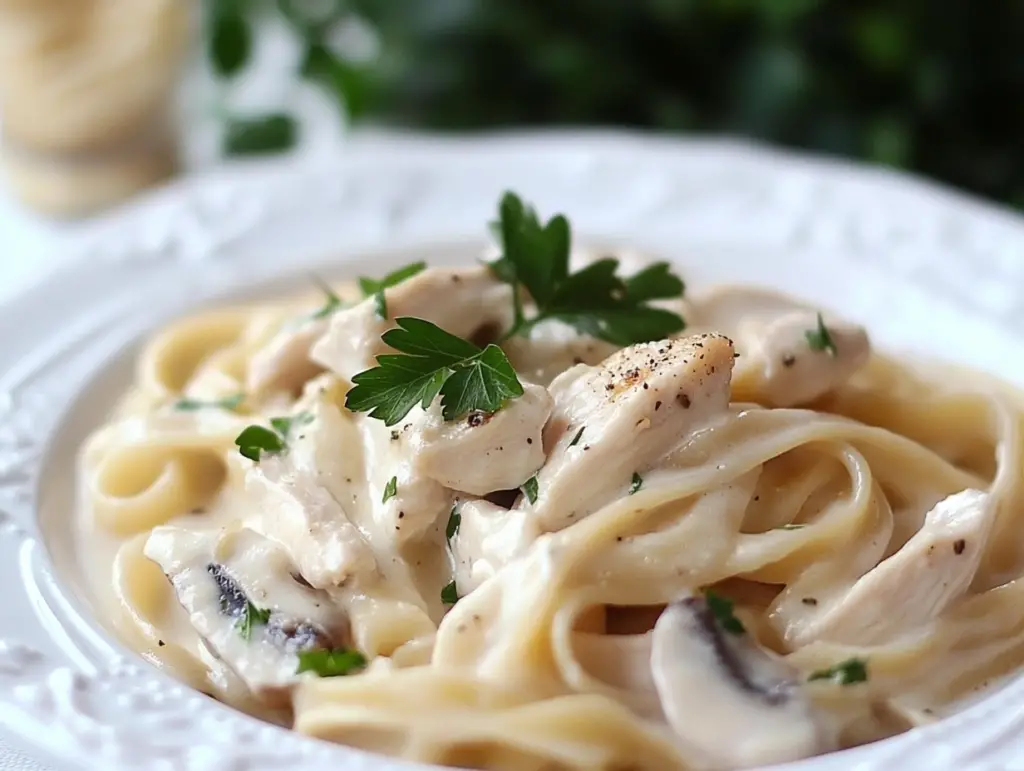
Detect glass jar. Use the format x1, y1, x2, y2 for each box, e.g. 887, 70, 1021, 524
0, 0, 191, 217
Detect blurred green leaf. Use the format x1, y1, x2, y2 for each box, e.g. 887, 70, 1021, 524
209, 2, 252, 78
300, 41, 374, 120
223, 114, 299, 156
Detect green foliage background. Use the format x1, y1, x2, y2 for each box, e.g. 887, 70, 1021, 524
218, 0, 1024, 206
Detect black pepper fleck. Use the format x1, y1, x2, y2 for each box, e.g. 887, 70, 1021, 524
158, 639, 166, 647
782, 354, 797, 367
953, 539, 966, 555
527, 437, 533, 444
677, 393, 691, 408
398, 511, 405, 519
390, 430, 400, 441
643, 383, 649, 390
801, 598, 818, 606
467, 411, 486, 427
655, 400, 662, 411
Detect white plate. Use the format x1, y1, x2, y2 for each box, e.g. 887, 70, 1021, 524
3, 131, 1024, 771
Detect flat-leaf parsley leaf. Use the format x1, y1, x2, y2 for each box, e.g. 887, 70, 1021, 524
359, 262, 427, 320
441, 580, 459, 605
237, 601, 271, 640
296, 648, 367, 677
174, 393, 244, 412
382, 476, 398, 504
705, 590, 746, 636
489, 191, 686, 346
521, 475, 539, 504
808, 658, 868, 685
345, 317, 524, 426
235, 412, 313, 461
805, 312, 838, 356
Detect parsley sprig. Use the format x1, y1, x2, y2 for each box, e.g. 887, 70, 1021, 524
806, 312, 838, 356
808, 657, 869, 685
345, 317, 524, 426
174, 393, 244, 412
359, 262, 427, 319
490, 192, 686, 346
705, 590, 746, 636
296, 648, 367, 677
237, 601, 271, 640
234, 412, 314, 461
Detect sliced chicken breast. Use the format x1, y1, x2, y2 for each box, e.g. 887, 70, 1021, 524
247, 316, 328, 396
782, 488, 994, 647
311, 266, 514, 382
244, 402, 377, 589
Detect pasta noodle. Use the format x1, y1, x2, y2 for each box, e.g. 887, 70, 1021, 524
74, 253, 1024, 771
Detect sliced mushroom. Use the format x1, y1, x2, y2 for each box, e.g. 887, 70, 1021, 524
412, 381, 552, 495
311, 266, 514, 382
777, 488, 994, 648
650, 595, 829, 768
145, 526, 351, 705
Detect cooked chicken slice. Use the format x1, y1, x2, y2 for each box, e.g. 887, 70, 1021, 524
781, 489, 994, 647
651, 595, 830, 768
448, 335, 735, 590
247, 317, 328, 396
532, 334, 735, 530
502, 319, 618, 387
412, 381, 552, 495
688, 286, 869, 407
311, 266, 514, 381
738, 310, 869, 407
245, 401, 377, 588
145, 527, 352, 705
451, 499, 542, 594
355, 411, 454, 546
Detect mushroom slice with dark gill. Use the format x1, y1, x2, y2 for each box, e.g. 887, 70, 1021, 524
650, 595, 831, 769
145, 526, 352, 705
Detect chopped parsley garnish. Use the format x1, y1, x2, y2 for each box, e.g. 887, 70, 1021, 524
237, 601, 271, 640
174, 393, 245, 412
235, 412, 313, 461
296, 648, 367, 677
441, 580, 460, 605
629, 472, 643, 494
705, 590, 746, 636
359, 261, 427, 320
345, 317, 524, 426
310, 277, 344, 320
805, 312, 838, 356
270, 412, 314, 437
235, 426, 285, 461
808, 658, 869, 686
446, 505, 461, 540
521, 475, 539, 504
382, 475, 398, 504
568, 426, 585, 447
490, 191, 686, 346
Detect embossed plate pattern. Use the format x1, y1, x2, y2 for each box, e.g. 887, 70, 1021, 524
2, 132, 1024, 770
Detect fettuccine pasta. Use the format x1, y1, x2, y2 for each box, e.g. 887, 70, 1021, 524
75, 241, 1024, 771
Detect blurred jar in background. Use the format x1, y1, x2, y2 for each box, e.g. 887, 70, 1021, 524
0, 0, 190, 217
